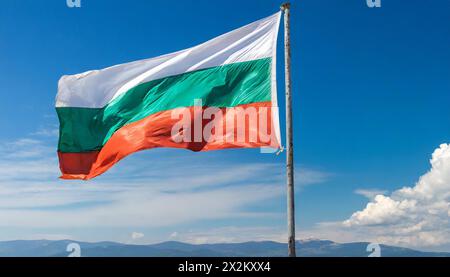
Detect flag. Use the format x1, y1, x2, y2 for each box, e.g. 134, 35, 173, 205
56, 12, 281, 180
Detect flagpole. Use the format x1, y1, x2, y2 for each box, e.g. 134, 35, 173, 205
281, 2, 296, 257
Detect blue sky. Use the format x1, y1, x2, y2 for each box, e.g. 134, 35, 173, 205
0, 0, 449, 250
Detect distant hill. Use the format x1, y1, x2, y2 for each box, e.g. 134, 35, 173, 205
0, 239, 448, 257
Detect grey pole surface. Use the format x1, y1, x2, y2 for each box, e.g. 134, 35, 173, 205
281, 2, 296, 257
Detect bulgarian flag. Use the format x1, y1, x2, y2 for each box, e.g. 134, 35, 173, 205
56, 12, 282, 180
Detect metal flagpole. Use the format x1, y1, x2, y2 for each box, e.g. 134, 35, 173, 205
281, 2, 296, 257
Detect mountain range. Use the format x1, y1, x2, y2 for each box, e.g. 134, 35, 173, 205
0, 239, 449, 257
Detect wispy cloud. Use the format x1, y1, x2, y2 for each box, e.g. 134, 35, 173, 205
171, 226, 287, 244
26, 234, 74, 241
0, 134, 329, 237
131, 232, 144, 240
354, 189, 388, 200
31, 126, 59, 138
0, 138, 54, 160
295, 167, 331, 188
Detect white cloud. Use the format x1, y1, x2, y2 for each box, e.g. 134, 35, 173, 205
340, 144, 450, 248
131, 232, 144, 240
344, 194, 417, 226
